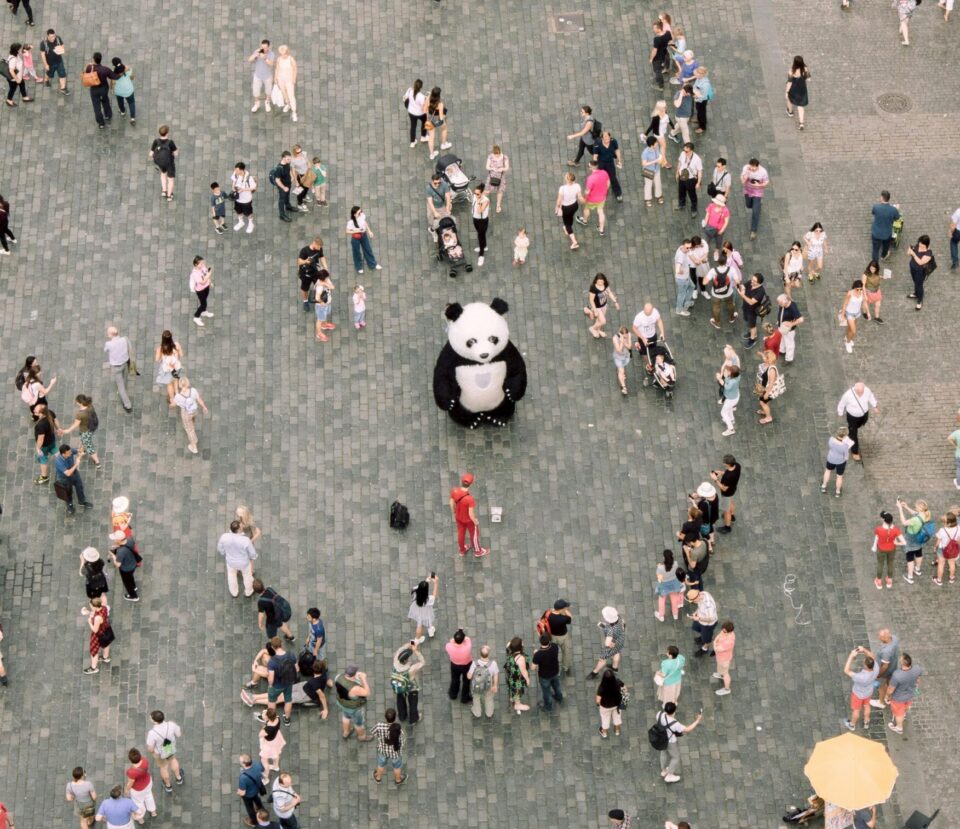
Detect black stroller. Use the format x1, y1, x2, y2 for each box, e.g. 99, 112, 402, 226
640, 340, 677, 399
435, 153, 474, 206
435, 215, 473, 278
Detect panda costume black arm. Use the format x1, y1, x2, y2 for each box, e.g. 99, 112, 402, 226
433, 340, 467, 412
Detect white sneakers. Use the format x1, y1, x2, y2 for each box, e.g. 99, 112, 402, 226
251, 102, 260, 113
722, 427, 736, 437
478, 256, 485, 266
664, 774, 681, 784
246, 221, 254, 234
715, 688, 731, 696
410, 141, 417, 148
292, 112, 298, 122
844, 339, 854, 353
427, 625, 435, 637
264, 101, 272, 113
440, 142, 452, 150
429, 151, 439, 160
201, 311, 214, 318
234, 219, 245, 231
193, 318, 204, 327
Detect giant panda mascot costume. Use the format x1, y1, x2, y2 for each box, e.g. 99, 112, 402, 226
433, 298, 527, 428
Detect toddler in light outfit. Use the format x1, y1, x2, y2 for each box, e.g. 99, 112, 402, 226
512, 227, 530, 267
352, 285, 367, 330
21, 45, 42, 82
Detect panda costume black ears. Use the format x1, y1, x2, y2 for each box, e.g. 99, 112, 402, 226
444, 298, 509, 321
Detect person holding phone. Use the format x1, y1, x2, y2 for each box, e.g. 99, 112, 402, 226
249, 40, 275, 113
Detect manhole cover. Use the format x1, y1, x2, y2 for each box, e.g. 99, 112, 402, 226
548, 13, 585, 33
877, 93, 911, 113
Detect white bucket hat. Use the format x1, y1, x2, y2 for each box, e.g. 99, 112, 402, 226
696, 482, 717, 498
112, 496, 130, 513
601, 606, 619, 624
82, 547, 100, 563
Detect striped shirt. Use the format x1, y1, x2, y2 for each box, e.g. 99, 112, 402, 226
695, 592, 718, 625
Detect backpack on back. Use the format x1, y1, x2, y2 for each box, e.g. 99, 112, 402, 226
87, 408, 99, 433
755, 292, 772, 318
271, 592, 292, 623
943, 529, 960, 560
471, 662, 493, 694
915, 521, 936, 546
590, 118, 602, 140
390, 501, 410, 530
277, 653, 298, 685
535, 610, 551, 638
647, 713, 676, 751
297, 648, 316, 677
268, 166, 282, 187
390, 670, 414, 695
20, 381, 38, 405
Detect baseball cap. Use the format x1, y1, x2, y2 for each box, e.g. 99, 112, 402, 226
461, 473, 475, 486
553, 599, 570, 610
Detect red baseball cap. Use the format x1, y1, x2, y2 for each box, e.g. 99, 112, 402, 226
461, 473, 475, 486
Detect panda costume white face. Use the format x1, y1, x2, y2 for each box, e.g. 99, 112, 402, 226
446, 301, 511, 413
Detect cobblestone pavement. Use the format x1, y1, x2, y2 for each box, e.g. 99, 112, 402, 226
0, 0, 953, 826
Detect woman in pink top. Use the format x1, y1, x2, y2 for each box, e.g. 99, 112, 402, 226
444, 628, 473, 704
189, 256, 214, 327
712, 620, 735, 696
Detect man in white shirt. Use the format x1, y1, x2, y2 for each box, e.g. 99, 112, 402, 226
675, 142, 703, 215
631, 303, 666, 359
673, 240, 695, 317
146, 710, 184, 793
836, 382, 878, 462
217, 520, 259, 597
231, 162, 257, 234
103, 326, 133, 413
949, 205, 960, 269
271, 773, 301, 827
656, 701, 703, 783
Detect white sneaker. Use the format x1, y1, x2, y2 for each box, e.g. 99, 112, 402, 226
282, 104, 290, 113
292, 112, 298, 122
715, 688, 731, 696
692, 290, 699, 299
374, 264, 382, 270
201, 311, 214, 318
722, 427, 736, 437
844, 340, 854, 353
251, 102, 261, 113
440, 142, 452, 150
246, 221, 254, 234
193, 317, 204, 327
664, 774, 681, 784
429, 151, 439, 160
264, 102, 272, 113
410, 141, 417, 148
675, 310, 691, 317
420, 136, 429, 143
234, 219, 245, 231
478, 256, 485, 266
427, 625, 435, 637
413, 636, 426, 645
954, 478, 959, 490
0, 249, 9, 256
187, 445, 198, 454
711, 672, 723, 680
869, 699, 886, 709
474, 247, 482, 252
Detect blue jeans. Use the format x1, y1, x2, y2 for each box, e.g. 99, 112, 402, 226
350, 234, 377, 272
871, 235, 891, 263
675, 278, 695, 312
116, 92, 136, 119
744, 195, 762, 233
950, 229, 960, 267
539, 675, 563, 710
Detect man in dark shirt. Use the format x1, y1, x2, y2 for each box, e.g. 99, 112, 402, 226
296, 236, 328, 311
39, 29, 69, 95
546, 599, 573, 674
33, 404, 58, 484
711, 455, 742, 534
776, 294, 804, 363
648, 21, 672, 89
736, 272, 767, 349
592, 132, 624, 202
83, 52, 119, 128
870, 190, 901, 263
54, 444, 92, 514
530, 632, 563, 711
273, 152, 293, 222
109, 529, 139, 601
302, 660, 330, 718
254, 579, 295, 641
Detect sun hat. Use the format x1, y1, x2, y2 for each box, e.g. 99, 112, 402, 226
697, 482, 717, 498
82, 547, 100, 563
601, 606, 619, 624
112, 496, 130, 513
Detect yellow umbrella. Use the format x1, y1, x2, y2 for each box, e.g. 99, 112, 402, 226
804, 732, 899, 811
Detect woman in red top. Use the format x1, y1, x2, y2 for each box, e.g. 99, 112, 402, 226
872, 510, 905, 590
124, 748, 158, 819
83, 597, 111, 674
761, 322, 781, 357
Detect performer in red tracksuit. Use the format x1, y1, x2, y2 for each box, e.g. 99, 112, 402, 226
449, 473, 488, 558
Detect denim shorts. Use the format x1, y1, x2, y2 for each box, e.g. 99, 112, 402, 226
377, 754, 403, 769
268, 683, 293, 703
338, 705, 365, 727
46, 62, 66, 79
315, 303, 330, 322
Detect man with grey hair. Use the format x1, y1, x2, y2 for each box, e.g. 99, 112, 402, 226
217, 520, 258, 598
775, 293, 803, 363
466, 644, 499, 719
103, 326, 134, 413
836, 382, 878, 463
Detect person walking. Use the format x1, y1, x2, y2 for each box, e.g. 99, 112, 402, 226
123, 749, 157, 823
262, 637, 297, 725
272, 45, 297, 122
873, 511, 904, 590
256, 708, 286, 784
467, 645, 499, 719
109, 530, 139, 601
372, 709, 407, 786
148, 125, 178, 200
868, 628, 900, 711
836, 382, 878, 462
686, 589, 718, 656
870, 191, 901, 262
111, 59, 136, 124
153, 330, 182, 407
304, 606, 326, 660
821, 426, 854, 498
445, 628, 473, 704
776, 293, 804, 363
82, 595, 112, 674
504, 636, 531, 714
838, 280, 865, 353
39, 29, 69, 95
706, 254, 737, 331
716, 363, 740, 437
0, 195, 16, 255
950, 204, 960, 270
531, 632, 563, 711
391, 640, 424, 725
712, 620, 736, 695
83, 52, 120, 126
424, 86, 452, 160
842, 647, 879, 731
103, 327, 134, 412
54, 444, 93, 515
612, 326, 632, 396
894, 0, 917, 45
254, 579, 296, 641
933, 511, 960, 586
65, 767, 97, 829
712, 454, 742, 532
566, 105, 597, 166
784, 56, 810, 129
884, 653, 923, 733
654, 549, 685, 621
218, 519, 258, 597
756, 349, 783, 426
649, 20, 672, 89
146, 711, 184, 794
236, 755, 266, 827
898, 498, 934, 583
449, 473, 488, 557
861, 260, 884, 322
675, 142, 702, 216
80, 547, 108, 600
642, 135, 666, 209
577, 160, 610, 235
669, 84, 693, 146
470, 184, 490, 266
403, 79, 427, 147
592, 131, 623, 203
95, 786, 143, 829
407, 574, 438, 641
906, 235, 934, 311
554, 172, 582, 250
345, 206, 381, 274
595, 668, 625, 738
584, 272, 620, 339
485, 144, 510, 212
740, 158, 770, 241
655, 702, 703, 783
333, 665, 373, 741
702, 195, 730, 250
803, 222, 830, 281
231, 162, 257, 234
270, 773, 300, 829
655, 645, 685, 707
646, 100, 672, 169
173, 376, 208, 455
290, 145, 311, 211
189, 255, 214, 327
587, 606, 626, 677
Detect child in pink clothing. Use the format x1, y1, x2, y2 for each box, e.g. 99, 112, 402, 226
352, 285, 366, 330
21, 45, 42, 82
712, 621, 736, 695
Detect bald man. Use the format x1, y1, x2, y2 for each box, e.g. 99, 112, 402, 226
103, 326, 134, 412
836, 382, 878, 461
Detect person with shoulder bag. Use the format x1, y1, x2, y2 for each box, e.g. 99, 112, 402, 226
65, 766, 98, 829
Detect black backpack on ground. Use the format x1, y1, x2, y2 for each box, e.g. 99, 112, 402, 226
390, 501, 410, 530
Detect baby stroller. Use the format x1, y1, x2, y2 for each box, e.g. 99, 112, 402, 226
640, 340, 677, 399
436, 153, 473, 205
435, 215, 473, 278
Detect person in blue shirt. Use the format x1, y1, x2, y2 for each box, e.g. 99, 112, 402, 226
54, 445, 92, 515
236, 754, 265, 827
305, 607, 326, 661
96, 785, 143, 828
870, 190, 901, 262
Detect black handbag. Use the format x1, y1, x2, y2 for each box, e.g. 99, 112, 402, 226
98, 625, 116, 647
